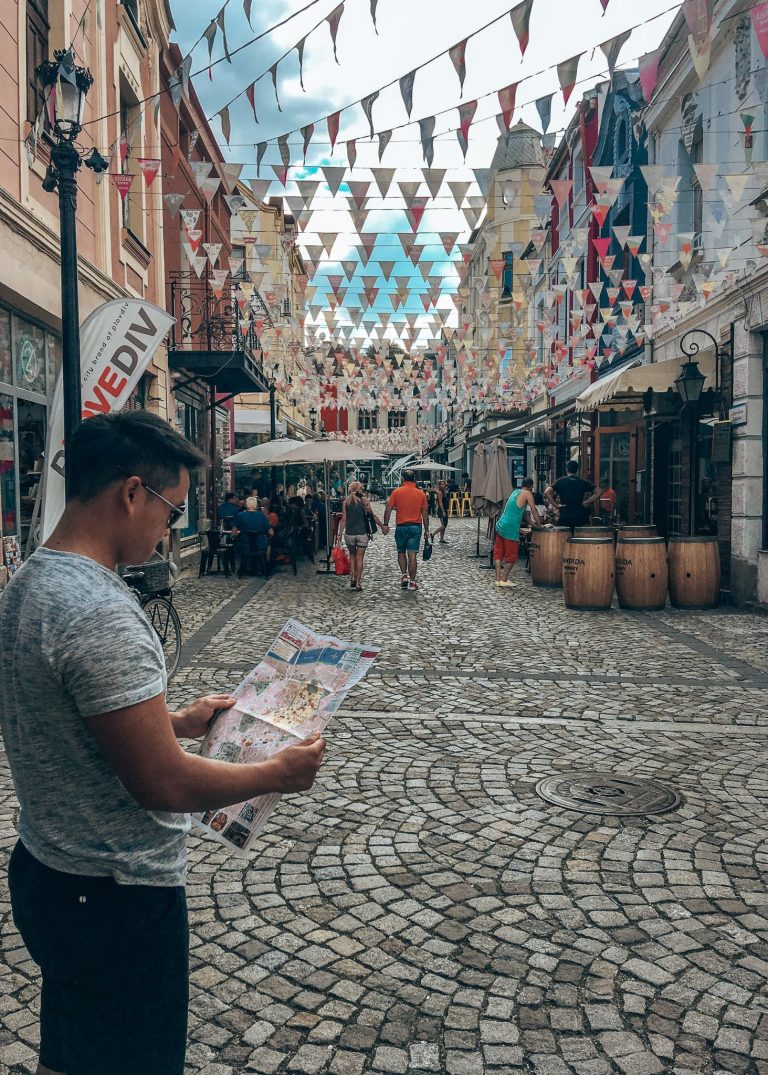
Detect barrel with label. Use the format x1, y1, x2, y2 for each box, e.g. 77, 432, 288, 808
530, 527, 571, 588
618, 524, 658, 539
668, 536, 720, 609
615, 537, 667, 611
563, 536, 615, 611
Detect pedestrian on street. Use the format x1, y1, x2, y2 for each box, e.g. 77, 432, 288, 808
339, 480, 388, 591
217, 491, 240, 530
432, 478, 450, 544
494, 478, 542, 587
232, 496, 272, 576
544, 460, 600, 530
383, 468, 430, 591
0, 410, 325, 1075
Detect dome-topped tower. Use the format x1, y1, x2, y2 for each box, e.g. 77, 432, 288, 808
490, 122, 544, 171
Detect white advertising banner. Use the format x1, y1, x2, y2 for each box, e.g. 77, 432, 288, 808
41, 298, 175, 541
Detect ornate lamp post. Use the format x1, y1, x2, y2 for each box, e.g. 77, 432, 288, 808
36, 49, 106, 498
677, 330, 717, 535
309, 406, 318, 432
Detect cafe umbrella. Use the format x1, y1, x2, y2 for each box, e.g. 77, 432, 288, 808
479, 439, 513, 568
251, 439, 386, 572
469, 441, 489, 558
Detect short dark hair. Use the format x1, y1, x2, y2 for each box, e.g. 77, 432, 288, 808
225, 492, 238, 502
68, 410, 206, 501
522, 477, 534, 488
566, 460, 579, 475
403, 469, 416, 482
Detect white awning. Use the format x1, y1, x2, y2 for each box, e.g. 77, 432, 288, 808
574, 349, 716, 412
234, 407, 286, 435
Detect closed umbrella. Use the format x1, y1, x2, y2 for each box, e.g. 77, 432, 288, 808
470, 443, 489, 515
480, 439, 513, 569
470, 442, 489, 558
480, 439, 513, 516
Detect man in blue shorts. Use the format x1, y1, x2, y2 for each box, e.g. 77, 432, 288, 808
383, 469, 429, 591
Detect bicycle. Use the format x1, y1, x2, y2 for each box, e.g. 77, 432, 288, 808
119, 556, 182, 680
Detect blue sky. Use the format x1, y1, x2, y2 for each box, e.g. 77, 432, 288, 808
167, 0, 677, 348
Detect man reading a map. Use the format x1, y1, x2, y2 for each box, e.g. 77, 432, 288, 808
0, 410, 325, 1075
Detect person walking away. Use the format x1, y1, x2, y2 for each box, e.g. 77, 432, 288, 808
232, 496, 272, 576
0, 410, 324, 1075
545, 460, 600, 530
432, 479, 450, 544
494, 478, 542, 586
339, 480, 388, 591
383, 469, 429, 591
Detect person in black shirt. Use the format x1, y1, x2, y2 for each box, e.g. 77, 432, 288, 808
217, 492, 241, 530
545, 460, 600, 529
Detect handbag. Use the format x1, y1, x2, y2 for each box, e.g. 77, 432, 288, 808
364, 508, 378, 537
331, 546, 351, 575
422, 534, 433, 561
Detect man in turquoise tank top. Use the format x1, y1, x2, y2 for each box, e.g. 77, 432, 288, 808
494, 477, 541, 587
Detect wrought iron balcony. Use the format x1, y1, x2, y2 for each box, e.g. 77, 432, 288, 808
167, 272, 270, 395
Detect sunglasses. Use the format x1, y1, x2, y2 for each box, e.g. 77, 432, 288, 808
116, 467, 187, 528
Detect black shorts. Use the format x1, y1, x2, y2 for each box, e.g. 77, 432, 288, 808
8, 840, 189, 1075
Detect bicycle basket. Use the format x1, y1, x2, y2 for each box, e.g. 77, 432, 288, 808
119, 558, 172, 595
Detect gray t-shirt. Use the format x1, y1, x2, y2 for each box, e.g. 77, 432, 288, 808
0, 548, 189, 886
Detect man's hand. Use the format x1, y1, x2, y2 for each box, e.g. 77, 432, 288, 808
270, 733, 325, 792
381, 524, 389, 535
174, 695, 236, 739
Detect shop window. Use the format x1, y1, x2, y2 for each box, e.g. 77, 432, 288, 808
0, 394, 16, 537
388, 410, 406, 430
45, 332, 61, 393
501, 251, 513, 299
17, 400, 46, 550
0, 311, 11, 387
26, 0, 49, 127
13, 316, 46, 396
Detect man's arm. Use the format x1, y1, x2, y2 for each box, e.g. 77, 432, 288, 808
383, 492, 395, 527
583, 484, 601, 507
85, 695, 324, 813
422, 496, 430, 536
525, 490, 543, 527
544, 484, 558, 509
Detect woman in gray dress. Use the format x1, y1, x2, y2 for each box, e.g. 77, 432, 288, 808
339, 480, 387, 591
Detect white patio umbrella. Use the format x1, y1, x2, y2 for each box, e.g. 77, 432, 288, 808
409, 460, 459, 473
224, 439, 304, 465
252, 440, 386, 572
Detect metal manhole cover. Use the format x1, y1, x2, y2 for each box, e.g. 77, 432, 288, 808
535, 772, 681, 816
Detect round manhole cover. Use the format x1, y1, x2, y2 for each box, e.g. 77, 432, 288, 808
535, 772, 681, 816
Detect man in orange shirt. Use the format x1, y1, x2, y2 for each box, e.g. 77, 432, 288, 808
383, 470, 430, 591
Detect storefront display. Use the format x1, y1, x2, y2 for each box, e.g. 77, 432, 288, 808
0, 302, 58, 558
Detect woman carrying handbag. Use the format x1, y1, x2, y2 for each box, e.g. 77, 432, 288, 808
338, 480, 388, 591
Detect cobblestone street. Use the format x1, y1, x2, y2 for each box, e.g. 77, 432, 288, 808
2, 519, 768, 1074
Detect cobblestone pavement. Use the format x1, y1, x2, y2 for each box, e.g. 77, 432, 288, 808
2, 519, 768, 1074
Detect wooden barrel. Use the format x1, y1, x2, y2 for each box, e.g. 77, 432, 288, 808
618, 524, 658, 539
615, 537, 668, 611
530, 527, 571, 588
668, 536, 720, 609
563, 537, 615, 611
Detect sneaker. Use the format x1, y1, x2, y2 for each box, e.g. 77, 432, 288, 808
496, 580, 514, 588
407, 580, 418, 591
401, 574, 409, 588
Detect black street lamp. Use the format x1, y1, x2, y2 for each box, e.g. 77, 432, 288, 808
36, 49, 106, 499
309, 406, 318, 432
677, 329, 717, 535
